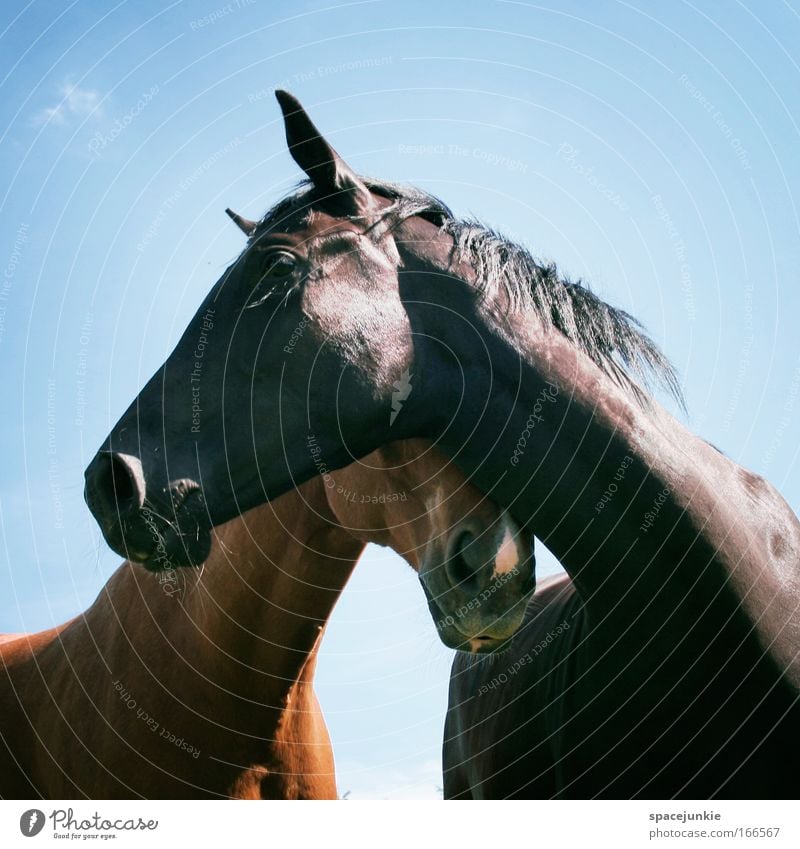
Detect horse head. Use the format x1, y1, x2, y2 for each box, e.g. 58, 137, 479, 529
326, 440, 535, 653
84, 92, 428, 572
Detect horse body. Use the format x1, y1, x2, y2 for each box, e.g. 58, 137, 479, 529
446, 570, 798, 799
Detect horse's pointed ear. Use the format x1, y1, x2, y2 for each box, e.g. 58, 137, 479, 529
275, 90, 373, 216
225, 208, 257, 237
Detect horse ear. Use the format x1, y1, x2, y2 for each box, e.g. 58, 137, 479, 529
225, 208, 257, 237
275, 90, 373, 216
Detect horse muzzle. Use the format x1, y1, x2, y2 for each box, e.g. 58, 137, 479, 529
84, 451, 212, 570
418, 518, 536, 654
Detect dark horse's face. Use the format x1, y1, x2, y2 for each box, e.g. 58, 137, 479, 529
86, 92, 439, 571
85, 91, 538, 650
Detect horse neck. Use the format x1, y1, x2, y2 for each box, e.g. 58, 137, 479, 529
185, 479, 363, 702
439, 310, 800, 679
100, 479, 363, 711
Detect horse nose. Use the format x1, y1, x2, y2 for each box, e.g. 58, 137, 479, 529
444, 529, 491, 590
84, 451, 146, 522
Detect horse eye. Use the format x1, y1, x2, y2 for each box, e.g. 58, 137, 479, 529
246, 251, 300, 309
263, 252, 296, 277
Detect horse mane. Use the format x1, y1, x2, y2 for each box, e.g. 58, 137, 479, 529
444, 221, 685, 408
254, 179, 684, 409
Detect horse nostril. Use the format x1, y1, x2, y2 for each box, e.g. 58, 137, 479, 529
86, 451, 146, 519
445, 530, 485, 588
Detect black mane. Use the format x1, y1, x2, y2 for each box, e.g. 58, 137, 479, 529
444, 221, 684, 408
253, 179, 684, 408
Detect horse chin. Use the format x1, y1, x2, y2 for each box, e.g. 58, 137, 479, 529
99, 504, 213, 572
134, 521, 213, 573
424, 593, 522, 655
419, 566, 533, 654
435, 623, 514, 655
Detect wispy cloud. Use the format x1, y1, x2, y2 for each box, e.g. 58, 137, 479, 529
32, 79, 102, 127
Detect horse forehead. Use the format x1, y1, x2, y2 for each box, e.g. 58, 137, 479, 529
255, 201, 401, 269
306, 227, 400, 273
250, 205, 353, 247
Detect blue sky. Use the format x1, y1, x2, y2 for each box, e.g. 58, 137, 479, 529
1, 0, 799, 799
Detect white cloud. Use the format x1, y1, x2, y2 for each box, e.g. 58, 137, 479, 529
32, 79, 102, 127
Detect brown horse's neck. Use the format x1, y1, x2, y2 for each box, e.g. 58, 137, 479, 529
184, 480, 363, 689
85, 476, 363, 777
0, 480, 363, 798
492, 314, 800, 681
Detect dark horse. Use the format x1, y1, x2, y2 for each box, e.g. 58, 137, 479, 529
85, 92, 800, 797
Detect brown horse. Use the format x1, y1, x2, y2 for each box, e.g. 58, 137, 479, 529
0, 441, 532, 799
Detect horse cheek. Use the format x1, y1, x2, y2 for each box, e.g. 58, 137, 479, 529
303, 277, 412, 392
